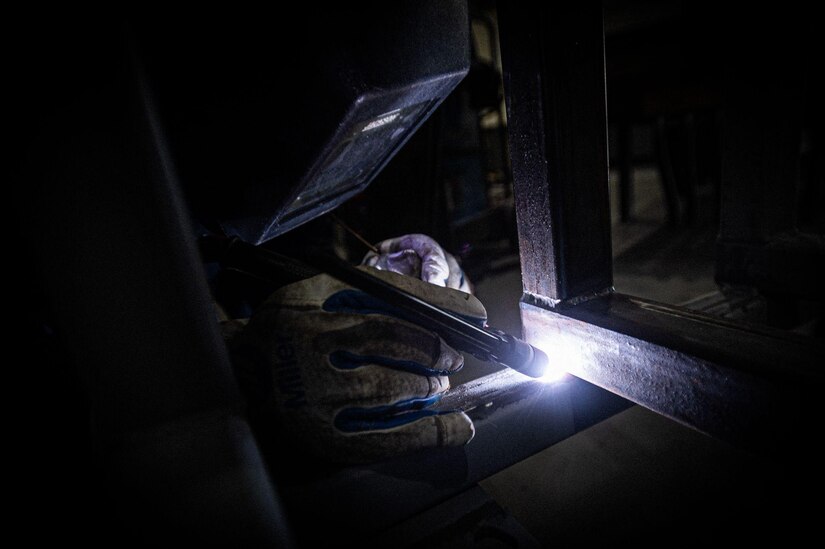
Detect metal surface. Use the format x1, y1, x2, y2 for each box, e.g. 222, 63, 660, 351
498, 0, 613, 302
522, 295, 824, 457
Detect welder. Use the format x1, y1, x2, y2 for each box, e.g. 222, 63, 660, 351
130, 1, 494, 464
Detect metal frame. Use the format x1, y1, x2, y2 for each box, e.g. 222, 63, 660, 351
498, 0, 823, 459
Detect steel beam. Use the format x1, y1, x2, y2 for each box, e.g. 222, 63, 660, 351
521, 294, 824, 457
498, 1, 613, 303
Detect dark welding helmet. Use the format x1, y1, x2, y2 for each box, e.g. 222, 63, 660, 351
134, 1, 469, 244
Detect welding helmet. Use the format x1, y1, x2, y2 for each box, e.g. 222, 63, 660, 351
133, 1, 470, 245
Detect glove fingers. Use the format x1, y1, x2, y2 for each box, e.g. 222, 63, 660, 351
334, 393, 443, 432
444, 251, 472, 293
328, 410, 475, 463
317, 317, 465, 375
324, 364, 451, 404
330, 349, 460, 377
322, 273, 487, 324
362, 249, 422, 279
375, 234, 451, 287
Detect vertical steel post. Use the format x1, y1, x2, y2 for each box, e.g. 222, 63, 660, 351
498, 1, 612, 304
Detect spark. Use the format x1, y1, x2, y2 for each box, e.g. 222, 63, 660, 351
528, 331, 584, 384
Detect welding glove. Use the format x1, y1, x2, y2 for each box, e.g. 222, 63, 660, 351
362, 233, 472, 293
232, 266, 486, 463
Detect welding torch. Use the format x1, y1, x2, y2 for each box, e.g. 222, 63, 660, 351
199, 234, 549, 378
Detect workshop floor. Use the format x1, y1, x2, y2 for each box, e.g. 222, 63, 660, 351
470, 167, 797, 545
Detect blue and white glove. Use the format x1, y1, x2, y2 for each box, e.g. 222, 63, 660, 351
232, 266, 485, 463
362, 234, 472, 293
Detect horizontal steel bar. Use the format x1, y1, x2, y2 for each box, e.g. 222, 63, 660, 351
520, 293, 825, 457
